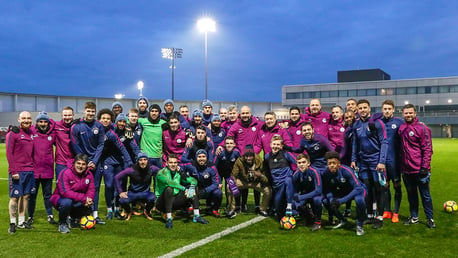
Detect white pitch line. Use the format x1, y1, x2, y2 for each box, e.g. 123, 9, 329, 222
159, 216, 267, 258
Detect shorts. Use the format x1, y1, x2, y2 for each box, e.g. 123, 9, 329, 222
9, 171, 36, 198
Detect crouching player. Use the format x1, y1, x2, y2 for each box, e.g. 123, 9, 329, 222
155, 154, 209, 229
50, 154, 95, 234
226, 144, 271, 218
322, 151, 367, 236
191, 149, 223, 217
265, 135, 296, 220
292, 154, 323, 231
114, 153, 159, 221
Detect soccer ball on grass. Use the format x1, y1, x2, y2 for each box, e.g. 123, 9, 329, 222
443, 200, 458, 213
280, 216, 296, 230
80, 215, 96, 229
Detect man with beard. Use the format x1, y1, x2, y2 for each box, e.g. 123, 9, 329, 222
226, 144, 271, 218
28, 112, 57, 226
6, 111, 35, 233
282, 106, 304, 148
137, 96, 149, 118
181, 125, 215, 164
189, 109, 211, 136
398, 104, 434, 228
111, 101, 124, 121
192, 149, 222, 217
54, 106, 75, 178
137, 104, 167, 168
155, 154, 209, 229
301, 98, 331, 138
160, 99, 190, 129
351, 99, 388, 229
114, 153, 159, 221
286, 122, 334, 174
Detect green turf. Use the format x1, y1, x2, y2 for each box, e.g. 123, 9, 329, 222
0, 139, 457, 257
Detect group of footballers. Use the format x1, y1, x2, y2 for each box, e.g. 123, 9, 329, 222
6, 95, 434, 236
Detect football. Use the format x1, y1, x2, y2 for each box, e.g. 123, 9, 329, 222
80, 215, 96, 229
280, 216, 296, 230
443, 200, 458, 213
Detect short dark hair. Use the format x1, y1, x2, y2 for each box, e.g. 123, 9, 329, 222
301, 122, 313, 130
84, 101, 96, 110
357, 99, 370, 107
382, 99, 395, 108
97, 108, 114, 120
289, 106, 301, 114
168, 154, 178, 161
296, 154, 310, 162
74, 153, 89, 164
403, 104, 416, 112
325, 151, 341, 161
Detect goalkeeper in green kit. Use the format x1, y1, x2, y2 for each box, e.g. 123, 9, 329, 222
155, 154, 209, 229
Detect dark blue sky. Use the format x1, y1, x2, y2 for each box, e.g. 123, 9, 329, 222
1, 1, 457, 102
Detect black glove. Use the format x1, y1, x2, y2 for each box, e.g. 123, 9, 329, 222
419, 167, 429, 178
368, 122, 376, 131
8, 125, 20, 133
125, 127, 134, 139
282, 145, 292, 152
330, 199, 340, 210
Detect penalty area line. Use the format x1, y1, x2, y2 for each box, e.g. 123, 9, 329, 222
158, 216, 267, 258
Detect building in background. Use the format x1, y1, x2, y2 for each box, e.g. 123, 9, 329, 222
282, 69, 458, 137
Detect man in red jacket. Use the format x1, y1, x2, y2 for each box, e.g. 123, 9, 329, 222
51, 154, 95, 234
398, 104, 435, 228
6, 111, 36, 233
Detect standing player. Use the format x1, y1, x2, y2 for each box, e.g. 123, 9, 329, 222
28, 112, 57, 225
137, 96, 149, 118
179, 105, 191, 122
346, 98, 358, 113
379, 100, 404, 223
292, 154, 323, 231
111, 101, 124, 121
264, 135, 296, 220
351, 99, 388, 229
255, 111, 292, 155
209, 114, 226, 152
201, 99, 214, 126
301, 98, 330, 138
328, 105, 345, 153
137, 104, 167, 167
162, 114, 188, 166
6, 111, 35, 233
221, 105, 239, 132
127, 108, 143, 147
50, 154, 95, 234
160, 99, 190, 129
283, 106, 304, 149
398, 104, 435, 228
54, 106, 75, 178
322, 151, 367, 236
219, 107, 228, 122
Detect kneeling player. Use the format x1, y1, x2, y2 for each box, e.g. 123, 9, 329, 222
292, 154, 323, 231
114, 153, 159, 221
50, 154, 95, 234
155, 154, 209, 228
322, 151, 367, 236
265, 135, 296, 220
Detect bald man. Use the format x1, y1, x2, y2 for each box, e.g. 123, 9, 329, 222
302, 98, 331, 138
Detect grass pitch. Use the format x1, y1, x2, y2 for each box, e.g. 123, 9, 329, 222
0, 139, 457, 257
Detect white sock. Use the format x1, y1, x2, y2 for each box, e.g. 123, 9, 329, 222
107, 208, 113, 213
10, 218, 16, 224
286, 203, 292, 210
93, 211, 98, 218
166, 213, 172, 219
377, 216, 383, 221
18, 216, 25, 225
194, 209, 200, 217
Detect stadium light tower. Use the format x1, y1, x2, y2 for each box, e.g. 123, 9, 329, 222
162, 48, 183, 100
137, 81, 144, 97
197, 17, 216, 99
